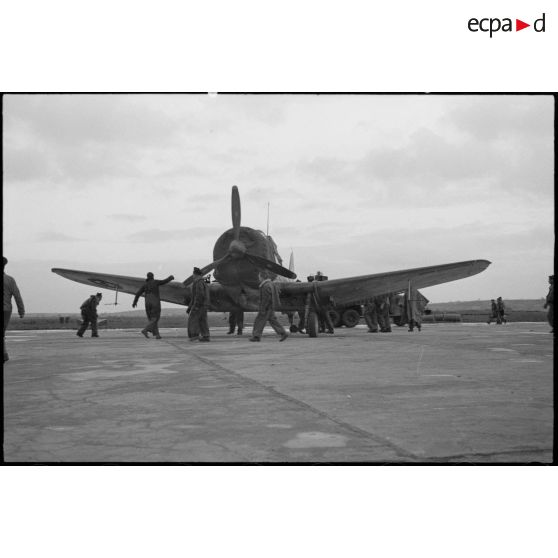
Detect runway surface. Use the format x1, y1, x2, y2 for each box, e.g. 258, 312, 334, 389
3, 322, 554, 463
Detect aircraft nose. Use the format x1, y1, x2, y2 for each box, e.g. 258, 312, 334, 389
229, 239, 246, 258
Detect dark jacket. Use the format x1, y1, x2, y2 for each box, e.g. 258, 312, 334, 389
258, 279, 280, 313
189, 275, 209, 312
81, 296, 100, 317
134, 276, 174, 308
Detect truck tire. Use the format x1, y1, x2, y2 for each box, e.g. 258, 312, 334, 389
328, 309, 342, 328
341, 308, 361, 328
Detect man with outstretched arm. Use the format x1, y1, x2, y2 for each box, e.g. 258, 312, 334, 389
133, 272, 174, 339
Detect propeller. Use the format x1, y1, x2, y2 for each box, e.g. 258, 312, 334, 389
183, 186, 297, 286
232, 185, 241, 241
245, 253, 296, 279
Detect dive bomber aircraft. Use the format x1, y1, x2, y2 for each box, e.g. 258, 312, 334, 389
52, 186, 490, 336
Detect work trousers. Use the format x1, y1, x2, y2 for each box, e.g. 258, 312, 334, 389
364, 306, 379, 332
228, 311, 244, 333
188, 308, 210, 339
252, 309, 286, 338
378, 306, 391, 332
77, 312, 98, 336
144, 302, 161, 336
547, 304, 554, 329
3, 310, 12, 360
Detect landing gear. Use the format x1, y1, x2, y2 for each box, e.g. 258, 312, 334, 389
306, 309, 319, 338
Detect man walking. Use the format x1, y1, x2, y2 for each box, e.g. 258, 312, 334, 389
377, 294, 392, 333
187, 267, 210, 342
496, 297, 507, 325
250, 272, 288, 342
133, 272, 175, 339
363, 300, 379, 333
401, 287, 428, 332
543, 275, 553, 333
77, 292, 103, 338
487, 299, 499, 324
3, 257, 25, 362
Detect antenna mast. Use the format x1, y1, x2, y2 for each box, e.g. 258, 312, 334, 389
266, 202, 270, 236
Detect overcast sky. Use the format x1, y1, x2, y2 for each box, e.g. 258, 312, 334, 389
3, 94, 554, 313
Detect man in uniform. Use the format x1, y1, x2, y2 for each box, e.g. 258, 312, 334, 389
377, 294, 392, 333
3, 257, 25, 362
250, 271, 288, 342
497, 296, 507, 324
487, 299, 499, 324
543, 275, 553, 333
401, 287, 428, 332
77, 292, 103, 338
133, 272, 175, 339
363, 300, 379, 333
313, 272, 334, 334
187, 267, 211, 342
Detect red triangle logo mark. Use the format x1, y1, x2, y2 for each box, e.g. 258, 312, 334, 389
516, 19, 530, 31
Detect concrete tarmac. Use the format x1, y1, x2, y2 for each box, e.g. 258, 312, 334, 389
3, 322, 554, 463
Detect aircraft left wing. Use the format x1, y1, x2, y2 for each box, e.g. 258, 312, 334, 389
277, 259, 491, 307
51, 268, 188, 305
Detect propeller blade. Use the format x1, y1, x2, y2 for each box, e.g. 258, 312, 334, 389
183, 255, 230, 286
245, 253, 297, 279
232, 185, 241, 240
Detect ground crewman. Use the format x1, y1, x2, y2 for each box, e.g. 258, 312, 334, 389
250, 271, 288, 342
187, 267, 210, 342
543, 275, 553, 333
487, 299, 499, 324
3, 257, 25, 362
496, 297, 507, 325
363, 300, 379, 333
376, 294, 392, 333
133, 272, 174, 339
77, 293, 103, 338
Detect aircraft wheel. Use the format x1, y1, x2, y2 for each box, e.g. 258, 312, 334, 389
328, 309, 342, 328
306, 310, 318, 338
341, 308, 361, 328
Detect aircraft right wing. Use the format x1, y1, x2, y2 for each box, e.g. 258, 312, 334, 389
51, 268, 188, 305
277, 260, 491, 307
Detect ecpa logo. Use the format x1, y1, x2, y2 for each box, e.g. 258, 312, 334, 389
468, 12, 546, 37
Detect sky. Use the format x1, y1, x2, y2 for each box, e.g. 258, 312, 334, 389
2, 94, 554, 313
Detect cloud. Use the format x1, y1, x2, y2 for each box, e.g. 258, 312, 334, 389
108, 214, 147, 222
4, 95, 179, 147
38, 231, 85, 242
126, 227, 220, 243
3, 95, 197, 187
444, 96, 554, 142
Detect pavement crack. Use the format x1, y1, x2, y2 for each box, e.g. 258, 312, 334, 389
163, 339, 419, 460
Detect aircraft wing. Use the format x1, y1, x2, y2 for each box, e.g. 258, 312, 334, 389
51, 268, 188, 305
278, 260, 491, 306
